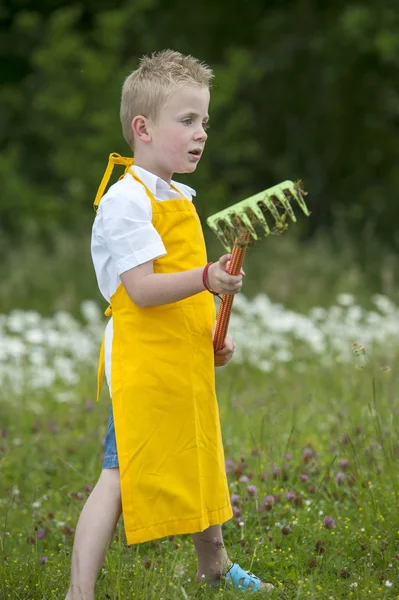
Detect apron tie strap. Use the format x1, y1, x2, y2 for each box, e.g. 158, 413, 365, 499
96, 304, 113, 401
93, 153, 134, 211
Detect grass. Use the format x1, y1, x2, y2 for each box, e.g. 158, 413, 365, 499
2, 229, 399, 598
1, 354, 399, 599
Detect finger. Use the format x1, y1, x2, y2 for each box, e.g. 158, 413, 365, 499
221, 273, 243, 286
215, 346, 231, 356
215, 340, 235, 356
225, 260, 244, 276
223, 280, 243, 293
222, 286, 242, 296
222, 336, 234, 353
215, 354, 232, 367
219, 254, 232, 269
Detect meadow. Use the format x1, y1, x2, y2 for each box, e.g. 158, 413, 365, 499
1, 236, 399, 600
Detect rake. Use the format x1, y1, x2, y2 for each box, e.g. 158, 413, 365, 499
206, 180, 310, 352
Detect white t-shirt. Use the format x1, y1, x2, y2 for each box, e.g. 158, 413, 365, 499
91, 165, 196, 392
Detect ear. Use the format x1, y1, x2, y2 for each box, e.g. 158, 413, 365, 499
131, 115, 152, 143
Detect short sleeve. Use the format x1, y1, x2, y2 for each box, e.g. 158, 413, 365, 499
100, 193, 166, 275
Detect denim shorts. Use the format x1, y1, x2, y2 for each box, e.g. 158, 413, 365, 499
103, 404, 119, 469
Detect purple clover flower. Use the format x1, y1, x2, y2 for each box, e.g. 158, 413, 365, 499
230, 493, 240, 506
263, 494, 275, 511
247, 485, 257, 497
339, 459, 349, 470
303, 447, 314, 462
39, 556, 48, 565
336, 471, 346, 485
239, 475, 249, 483
272, 466, 280, 478
300, 473, 309, 482
323, 516, 336, 529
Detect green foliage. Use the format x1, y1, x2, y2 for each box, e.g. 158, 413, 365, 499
1, 1, 399, 250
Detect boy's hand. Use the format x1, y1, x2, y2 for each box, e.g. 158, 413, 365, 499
214, 335, 235, 367
207, 255, 244, 295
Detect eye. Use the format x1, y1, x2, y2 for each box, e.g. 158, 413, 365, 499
182, 118, 193, 125
203, 121, 210, 130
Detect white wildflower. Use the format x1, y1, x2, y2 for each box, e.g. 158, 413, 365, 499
81, 300, 102, 324
337, 293, 355, 306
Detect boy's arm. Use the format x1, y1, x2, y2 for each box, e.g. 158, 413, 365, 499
120, 255, 243, 308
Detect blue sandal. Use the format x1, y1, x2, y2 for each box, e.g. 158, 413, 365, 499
223, 563, 274, 592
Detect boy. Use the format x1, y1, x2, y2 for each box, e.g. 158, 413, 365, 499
66, 50, 273, 598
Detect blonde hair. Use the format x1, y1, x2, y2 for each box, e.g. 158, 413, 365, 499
120, 49, 214, 148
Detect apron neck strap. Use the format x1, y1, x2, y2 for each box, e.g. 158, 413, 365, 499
94, 153, 188, 211
93, 153, 134, 211
125, 167, 156, 204
125, 168, 186, 204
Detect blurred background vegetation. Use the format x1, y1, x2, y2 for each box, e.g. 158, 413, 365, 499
1, 0, 399, 315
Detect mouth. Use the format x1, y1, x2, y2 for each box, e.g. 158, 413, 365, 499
188, 149, 202, 160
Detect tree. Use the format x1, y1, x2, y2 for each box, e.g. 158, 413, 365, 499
1, 0, 398, 251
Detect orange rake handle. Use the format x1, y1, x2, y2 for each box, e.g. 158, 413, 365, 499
213, 235, 250, 352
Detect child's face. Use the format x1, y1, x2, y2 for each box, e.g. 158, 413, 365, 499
146, 85, 210, 182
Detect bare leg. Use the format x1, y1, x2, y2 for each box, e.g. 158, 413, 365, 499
65, 468, 122, 600
191, 524, 274, 592
191, 524, 230, 583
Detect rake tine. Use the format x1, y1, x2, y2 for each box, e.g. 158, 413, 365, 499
273, 189, 297, 222
219, 214, 242, 250
214, 225, 232, 252
235, 211, 259, 241
293, 181, 310, 216
281, 181, 310, 217
243, 205, 272, 236
223, 215, 242, 246
261, 191, 285, 225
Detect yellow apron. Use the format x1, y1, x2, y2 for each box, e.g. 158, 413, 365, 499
95, 154, 233, 545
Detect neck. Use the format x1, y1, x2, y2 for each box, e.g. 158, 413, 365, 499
133, 155, 172, 185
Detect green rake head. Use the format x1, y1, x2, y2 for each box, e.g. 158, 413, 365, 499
206, 180, 310, 252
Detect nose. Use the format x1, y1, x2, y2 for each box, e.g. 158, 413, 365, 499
194, 126, 207, 142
